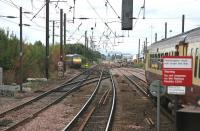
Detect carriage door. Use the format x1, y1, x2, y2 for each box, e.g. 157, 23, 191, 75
178, 42, 188, 56
177, 36, 188, 56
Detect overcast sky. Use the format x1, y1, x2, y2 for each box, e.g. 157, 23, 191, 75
0, 0, 200, 56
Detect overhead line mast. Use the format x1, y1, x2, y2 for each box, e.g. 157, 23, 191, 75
45, 0, 49, 79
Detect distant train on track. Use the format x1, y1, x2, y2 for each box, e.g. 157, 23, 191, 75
65, 54, 82, 68
145, 27, 200, 130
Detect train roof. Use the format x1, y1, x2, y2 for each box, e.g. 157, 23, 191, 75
148, 26, 200, 53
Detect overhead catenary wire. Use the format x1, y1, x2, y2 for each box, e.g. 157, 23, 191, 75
105, 0, 120, 20
31, 3, 46, 21
132, 7, 142, 30
0, 17, 45, 32
0, 0, 17, 8
9, 0, 20, 8
67, 22, 82, 41
0, 0, 46, 29
0, 0, 79, 44
86, 0, 116, 38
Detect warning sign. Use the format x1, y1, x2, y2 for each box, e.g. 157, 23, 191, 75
162, 56, 193, 86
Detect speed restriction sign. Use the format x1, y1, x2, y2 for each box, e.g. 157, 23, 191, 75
58, 71, 64, 77
58, 61, 64, 67
58, 66, 64, 71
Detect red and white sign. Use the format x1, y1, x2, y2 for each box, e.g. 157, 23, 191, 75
162, 56, 193, 86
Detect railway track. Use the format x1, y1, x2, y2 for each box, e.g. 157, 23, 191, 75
62, 69, 116, 131
0, 67, 100, 131
120, 68, 174, 122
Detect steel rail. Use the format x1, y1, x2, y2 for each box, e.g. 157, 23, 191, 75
121, 68, 147, 84
0, 67, 100, 130
61, 65, 97, 85
79, 76, 110, 89
123, 73, 174, 122
105, 71, 116, 131
61, 76, 101, 87
61, 69, 104, 131
3, 72, 92, 131
124, 75, 148, 95
4, 76, 110, 130
0, 70, 89, 117
129, 71, 147, 84
0, 66, 99, 116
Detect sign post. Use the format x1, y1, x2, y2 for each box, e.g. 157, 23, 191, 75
157, 81, 160, 131
150, 80, 166, 131
162, 56, 193, 131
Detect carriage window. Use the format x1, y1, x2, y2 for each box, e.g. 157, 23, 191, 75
194, 48, 199, 78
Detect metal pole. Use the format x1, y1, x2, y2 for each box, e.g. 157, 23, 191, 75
143, 41, 145, 56
64, 13, 66, 47
157, 81, 160, 131
165, 22, 167, 39
64, 13, 66, 71
155, 33, 157, 42
45, 0, 49, 79
73, 0, 75, 23
138, 39, 140, 61
85, 31, 87, 67
52, 21, 55, 45
145, 37, 147, 53
60, 9, 63, 61
114, 32, 116, 45
19, 7, 23, 92
91, 27, 94, 50
174, 96, 178, 131
143, 0, 145, 19
182, 14, 185, 33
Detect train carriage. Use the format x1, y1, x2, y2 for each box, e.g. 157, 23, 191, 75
145, 27, 200, 130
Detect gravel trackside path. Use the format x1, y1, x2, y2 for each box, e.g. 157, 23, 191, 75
111, 68, 173, 131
